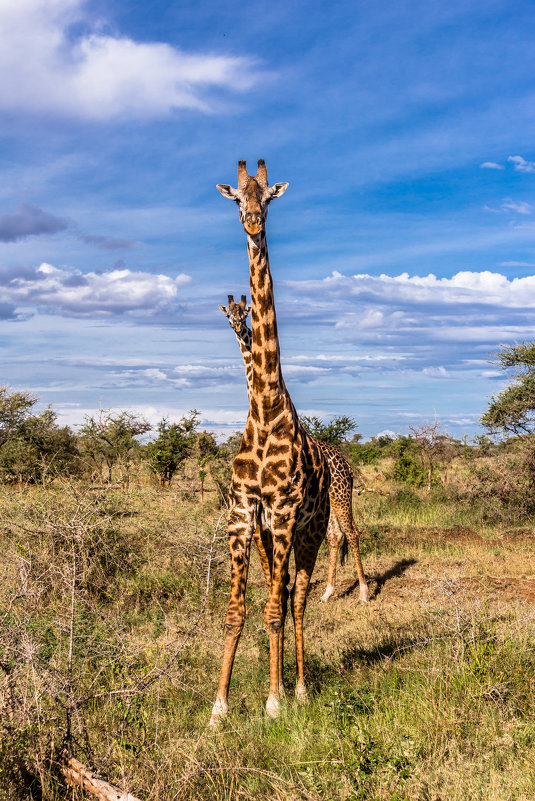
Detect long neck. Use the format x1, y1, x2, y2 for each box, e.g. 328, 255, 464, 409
234, 325, 253, 401
247, 229, 286, 423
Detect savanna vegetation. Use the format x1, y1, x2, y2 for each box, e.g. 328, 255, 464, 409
1, 343, 535, 801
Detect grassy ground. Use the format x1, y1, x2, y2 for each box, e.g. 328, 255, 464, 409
1, 474, 535, 800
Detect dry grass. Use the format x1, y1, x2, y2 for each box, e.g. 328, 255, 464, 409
1, 473, 535, 801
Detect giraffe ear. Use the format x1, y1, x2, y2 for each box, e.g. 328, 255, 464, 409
216, 184, 240, 200
245, 306, 252, 316
218, 304, 229, 315
269, 182, 289, 199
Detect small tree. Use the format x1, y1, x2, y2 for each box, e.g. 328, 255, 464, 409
0, 409, 79, 483
481, 342, 535, 508
482, 342, 535, 437
391, 436, 427, 487
0, 387, 79, 484
299, 414, 357, 446
145, 411, 199, 487
409, 422, 456, 491
78, 410, 151, 484
0, 386, 37, 447
195, 430, 219, 505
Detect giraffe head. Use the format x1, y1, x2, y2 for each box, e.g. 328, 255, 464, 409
218, 294, 251, 336
216, 159, 289, 235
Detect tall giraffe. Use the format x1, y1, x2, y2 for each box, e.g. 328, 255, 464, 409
219, 294, 369, 603
210, 159, 331, 726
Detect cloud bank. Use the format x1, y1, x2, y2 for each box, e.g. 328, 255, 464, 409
0, 0, 259, 120
285, 269, 535, 311
0, 263, 191, 316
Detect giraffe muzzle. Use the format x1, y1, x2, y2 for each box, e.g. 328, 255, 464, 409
244, 214, 263, 235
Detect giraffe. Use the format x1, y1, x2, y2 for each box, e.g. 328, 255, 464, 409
219, 294, 369, 603
210, 159, 331, 726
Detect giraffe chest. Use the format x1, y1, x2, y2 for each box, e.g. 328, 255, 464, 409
231, 423, 329, 525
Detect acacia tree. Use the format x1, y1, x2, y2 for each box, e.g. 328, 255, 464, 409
299, 414, 357, 446
408, 422, 456, 491
145, 411, 199, 487
1, 409, 79, 483
0, 386, 37, 447
78, 410, 151, 484
481, 342, 535, 437
195, 430, 219, 505
0, 387, 79, 483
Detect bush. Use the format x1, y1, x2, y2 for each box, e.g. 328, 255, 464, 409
460, 441, 535, 521
391, 437, 427, 487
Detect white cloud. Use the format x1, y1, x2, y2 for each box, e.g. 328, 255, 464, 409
142, 368, 168, 381
173, 364, 239, 379
373, 430, 400, 440
501, 198, 532, 215
480, 161, 504, 170
282, 364, 331, 382
0, 262, 191, 316
0, 0, 259, 120
335, 308, 407, 330
422, 365, 449, 378
508, 155, 535, 174
286, 269, 535, 309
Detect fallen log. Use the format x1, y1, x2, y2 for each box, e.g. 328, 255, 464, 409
60, 751, 142, 801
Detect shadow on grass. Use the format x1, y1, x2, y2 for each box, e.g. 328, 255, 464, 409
340, 557, 418, 600
303, 628, 426, 694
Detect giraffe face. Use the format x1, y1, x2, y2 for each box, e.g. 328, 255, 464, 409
218, 294, 251, 335
217, 159, 288, 235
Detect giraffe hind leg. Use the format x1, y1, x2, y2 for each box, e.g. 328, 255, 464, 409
331, 498, 369, 602
320, 512, 343, 602
292, 517, 327, 701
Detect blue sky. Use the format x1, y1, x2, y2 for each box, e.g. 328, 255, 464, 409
2, 0, 535, 439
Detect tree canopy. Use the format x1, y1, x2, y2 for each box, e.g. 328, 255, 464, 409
145, 411, 200, 486
481, 342, 535, 437
299, 414, 357, 446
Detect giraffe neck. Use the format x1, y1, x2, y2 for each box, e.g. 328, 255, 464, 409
234, 325, 253, 402
246, 230, 286, 423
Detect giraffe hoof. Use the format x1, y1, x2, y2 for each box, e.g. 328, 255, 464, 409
320, 585, 335, 603
208, 698, 228, 727
359, 584, 370, 603
295, 684, 308, 703
266, 694, 280, 719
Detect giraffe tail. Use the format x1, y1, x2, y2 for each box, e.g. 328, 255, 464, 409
340, 533, 348, 566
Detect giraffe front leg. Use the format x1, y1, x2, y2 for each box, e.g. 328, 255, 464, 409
320, 513, 342, 602
263, 528, 294, 719
209, 506, 255, 727
254, 525, 287, 698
